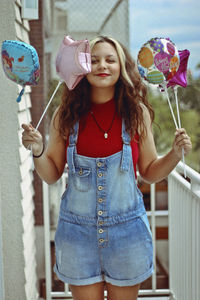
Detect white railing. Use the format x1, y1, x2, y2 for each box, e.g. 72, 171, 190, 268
43, 172, 72, 300
42, 161, 200, 300
168, 161, 200, 300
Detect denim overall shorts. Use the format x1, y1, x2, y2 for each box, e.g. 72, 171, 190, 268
54, 120, 153, 286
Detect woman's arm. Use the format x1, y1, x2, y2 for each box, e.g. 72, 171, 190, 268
22, 108, 67, 184
137, 105, 192, 183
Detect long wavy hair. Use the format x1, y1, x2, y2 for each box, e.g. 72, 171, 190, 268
57, 36, 154, 140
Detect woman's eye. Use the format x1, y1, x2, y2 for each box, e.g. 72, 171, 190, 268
107, 59, 115, 63
92, 60, 98, 64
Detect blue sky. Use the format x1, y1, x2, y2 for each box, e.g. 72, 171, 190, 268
129, 0, 200, 77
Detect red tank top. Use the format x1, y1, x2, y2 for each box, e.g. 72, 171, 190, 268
66, 98, 139, 177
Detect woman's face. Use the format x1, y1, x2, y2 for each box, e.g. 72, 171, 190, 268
86, 41, 120, 89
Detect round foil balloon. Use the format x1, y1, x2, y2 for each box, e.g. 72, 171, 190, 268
137, 37, 180, 85
1, 40, 40, 102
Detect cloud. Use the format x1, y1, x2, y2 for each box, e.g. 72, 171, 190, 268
130, 0, 200, 75
146, 25, 200, 39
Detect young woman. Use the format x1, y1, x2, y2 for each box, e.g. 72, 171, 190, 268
22, 36, 192, 300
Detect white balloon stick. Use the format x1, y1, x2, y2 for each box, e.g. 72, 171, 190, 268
173, 86, 187, 178
36, 80, 62, 130
163, 84, 178, 129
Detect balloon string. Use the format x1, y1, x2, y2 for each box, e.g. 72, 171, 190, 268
35, 80, 62, 130
173, 86, 187, 178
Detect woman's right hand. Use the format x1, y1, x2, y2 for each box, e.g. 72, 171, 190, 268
22, 123, 44, 156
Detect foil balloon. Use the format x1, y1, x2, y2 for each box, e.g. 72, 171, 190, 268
137, 37, 180, 85
1, 40, 40, 102
34, 36, 92, 131
55, 35, 91, 90
167, 49, 190, 88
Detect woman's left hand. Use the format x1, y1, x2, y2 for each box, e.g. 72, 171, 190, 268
172, 128, 192, 159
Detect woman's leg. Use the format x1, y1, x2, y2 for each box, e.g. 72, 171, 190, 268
106, 283, 140, 300
69, 282, 105, 300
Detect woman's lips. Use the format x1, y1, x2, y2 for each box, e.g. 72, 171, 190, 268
96, 73, 110, 77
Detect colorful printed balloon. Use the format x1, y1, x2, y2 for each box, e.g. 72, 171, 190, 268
1, 40, 40, 102
137, 37, 180, 85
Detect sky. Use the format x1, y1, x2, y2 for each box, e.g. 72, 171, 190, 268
129, 0, 200, 77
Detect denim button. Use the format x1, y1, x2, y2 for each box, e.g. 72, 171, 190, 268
98, 198, 103, 203
98, 186, 103, 191
98, 211, 103, 216
97, 162, 102, 167
99, 229, 104, 234
78, 168, 83, 175
98, 172, 103, 177
99, 239, 104, 243
98, 221, 104, 225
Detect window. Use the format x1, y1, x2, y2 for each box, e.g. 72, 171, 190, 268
22, 0, 39, 20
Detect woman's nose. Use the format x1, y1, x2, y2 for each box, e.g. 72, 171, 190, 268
97, 59, 106, 69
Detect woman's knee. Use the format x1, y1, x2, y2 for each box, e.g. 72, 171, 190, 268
69, 282, 105, 300
106, 282, 140, 300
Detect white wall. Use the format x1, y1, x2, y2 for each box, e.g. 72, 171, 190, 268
0, 1, 38, 299
0, 185, 5, 300
0, 1, 26, 298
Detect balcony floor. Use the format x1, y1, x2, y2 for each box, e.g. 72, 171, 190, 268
138, 297, 169, 299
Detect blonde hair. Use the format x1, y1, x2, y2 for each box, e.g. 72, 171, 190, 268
89, 36, 133, 87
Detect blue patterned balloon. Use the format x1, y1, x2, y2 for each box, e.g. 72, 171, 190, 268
1, 40, 40, 102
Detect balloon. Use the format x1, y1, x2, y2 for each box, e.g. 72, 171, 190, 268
137, 37, 180, 85
167, 49, 190, 88
55, 35, 91, 90
1, 40, 40, 102
34, 36, 92, 131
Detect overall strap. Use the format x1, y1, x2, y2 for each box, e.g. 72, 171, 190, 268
121, 119, 132, 172
67, 121, 79, 174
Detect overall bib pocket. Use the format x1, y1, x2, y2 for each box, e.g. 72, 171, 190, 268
72, 166, 92, 192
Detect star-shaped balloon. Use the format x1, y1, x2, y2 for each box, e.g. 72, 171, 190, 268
55, 36, 91, 90
167, 49, 190, 88
35, 36, 92, 130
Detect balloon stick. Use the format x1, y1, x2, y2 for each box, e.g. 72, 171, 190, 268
25, 80, 62, 170
163, 84, 178, 129
36, 80, 62, 130
173, 86, 187, 178
174, 86, 181, 128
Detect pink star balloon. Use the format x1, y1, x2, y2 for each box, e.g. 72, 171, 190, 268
55, 36, 91, 90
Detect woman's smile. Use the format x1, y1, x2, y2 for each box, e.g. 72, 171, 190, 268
96, 73, 110, 77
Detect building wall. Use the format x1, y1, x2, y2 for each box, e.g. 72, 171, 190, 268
29, 0, 46, 226
0, 0, 38, 299
0, 185, 5, 300
100, 0, 130, 48
51, 0, 130, 79
28, 0, 54, 288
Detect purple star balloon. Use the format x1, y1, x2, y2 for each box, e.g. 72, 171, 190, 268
167, 49, 190, 88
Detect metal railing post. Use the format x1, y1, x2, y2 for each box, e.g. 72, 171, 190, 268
150, 183, 157, 291
43, 181, 52, 300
